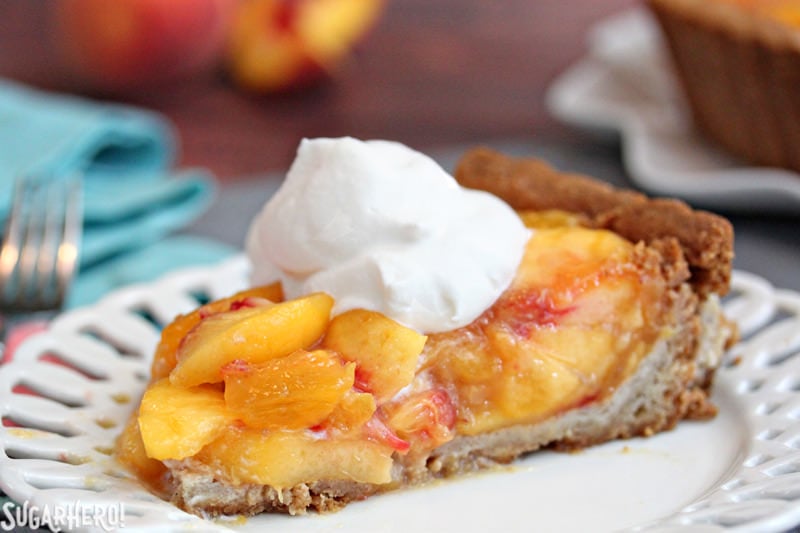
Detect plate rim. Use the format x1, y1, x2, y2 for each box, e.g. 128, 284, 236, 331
1, 258, 800, 532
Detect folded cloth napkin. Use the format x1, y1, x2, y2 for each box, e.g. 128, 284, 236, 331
0, 78, 223, 267
0, 78, 234, 301
68, 235, 237, 309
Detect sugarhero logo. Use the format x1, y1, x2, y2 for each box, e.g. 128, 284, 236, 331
1, 500, 125, 531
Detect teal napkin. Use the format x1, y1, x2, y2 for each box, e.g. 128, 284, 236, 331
0, 79, 233, 303
67, 235, 237, 309
80, 169, 217, 266
0, 79, 173, 183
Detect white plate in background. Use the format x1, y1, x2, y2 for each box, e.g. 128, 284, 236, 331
546, 8, 800, 213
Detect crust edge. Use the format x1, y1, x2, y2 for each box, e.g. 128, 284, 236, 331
453, 147, 734, 298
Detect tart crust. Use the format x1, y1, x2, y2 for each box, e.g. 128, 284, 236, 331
646, 0, 800, 172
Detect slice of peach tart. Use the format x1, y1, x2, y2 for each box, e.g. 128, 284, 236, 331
116, 140, 736, 518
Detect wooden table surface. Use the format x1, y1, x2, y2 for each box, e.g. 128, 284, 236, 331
0, 0, 637, 180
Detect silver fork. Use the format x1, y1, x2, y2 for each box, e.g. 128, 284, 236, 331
0, 176, 83, 343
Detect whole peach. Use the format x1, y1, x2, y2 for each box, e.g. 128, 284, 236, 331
51, 0, 239, 92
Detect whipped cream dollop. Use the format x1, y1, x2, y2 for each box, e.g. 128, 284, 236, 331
245, 137, 531, 333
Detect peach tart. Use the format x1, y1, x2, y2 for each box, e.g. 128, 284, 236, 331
648, 0, 800, 172
116, 143, 736, 518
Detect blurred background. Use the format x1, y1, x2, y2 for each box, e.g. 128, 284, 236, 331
0, 0, 635, 180
0, 0, 797, 297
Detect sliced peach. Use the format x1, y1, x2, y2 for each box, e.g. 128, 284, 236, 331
115, 412, 168, 492
170, 292, 333, 387
509, 227, 632, 292
320, 389, 376, 435
323, 309, 427, 400
225, 0, 385, 93
150, 283, 283, 381
197, 427, 393, 488
362, 415, 409, 453
223, 349, 355, 430
383, 389, 456, 448
138, 379, 235, 460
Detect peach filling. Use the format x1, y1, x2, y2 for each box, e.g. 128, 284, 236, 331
116, 211, 671, 493
117, 291, 431, 492
421, 214, 669, 435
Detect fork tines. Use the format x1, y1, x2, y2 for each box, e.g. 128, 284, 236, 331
0, 176, 83, 313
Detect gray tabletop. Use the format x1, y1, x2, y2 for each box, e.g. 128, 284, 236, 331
188, 137, 800, 293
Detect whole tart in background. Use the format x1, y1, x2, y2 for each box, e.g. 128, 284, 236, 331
646, 0, 800, 173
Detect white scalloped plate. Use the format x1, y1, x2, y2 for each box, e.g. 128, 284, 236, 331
2, 258, 800, 532
545, 8, 800, 213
